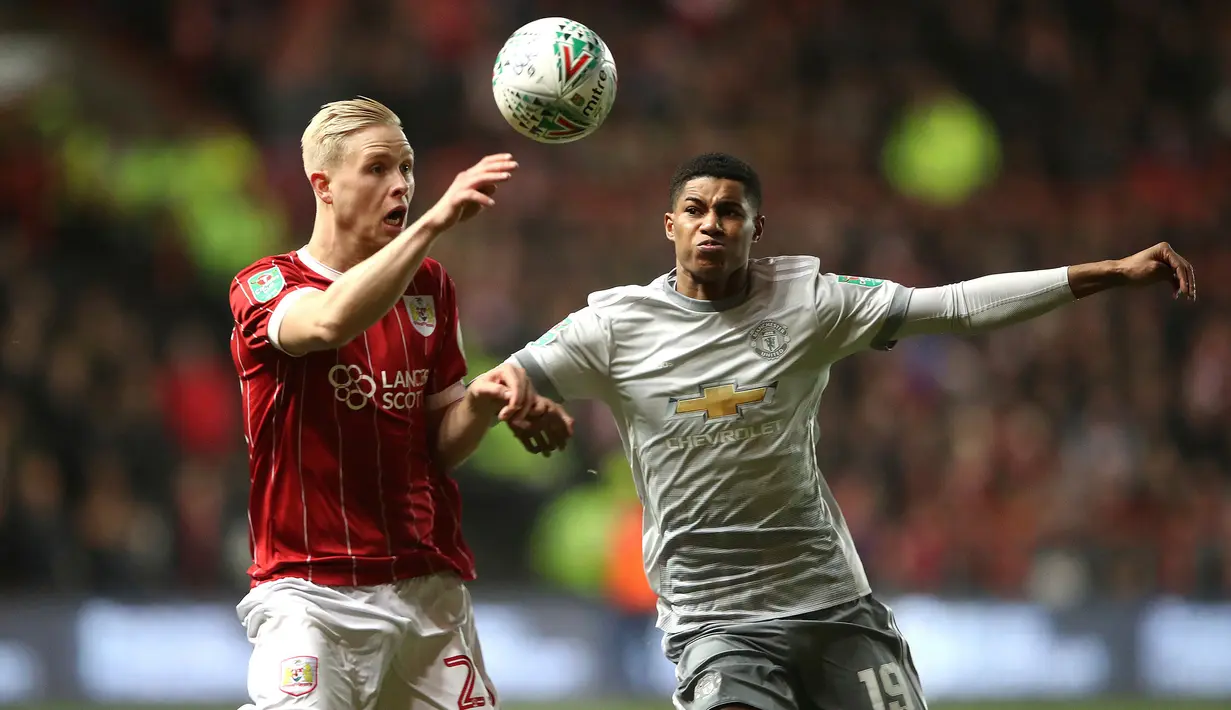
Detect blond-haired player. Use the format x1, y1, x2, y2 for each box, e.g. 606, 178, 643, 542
228, 97, 571, 710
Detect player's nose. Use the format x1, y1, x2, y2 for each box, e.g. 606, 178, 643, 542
389, 181, 408, 198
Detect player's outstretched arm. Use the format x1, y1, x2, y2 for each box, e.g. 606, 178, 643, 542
507, 397, 575, 457
276, 155, 518, 356
1066, 242, 1196, 300
895, 242, 1196, 339
429, 362, 559, 470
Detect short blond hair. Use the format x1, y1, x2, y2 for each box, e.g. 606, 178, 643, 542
301, 96, 402, 173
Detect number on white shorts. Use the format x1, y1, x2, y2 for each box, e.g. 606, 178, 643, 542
444, 654, 490, 709
856, 661, 916, 710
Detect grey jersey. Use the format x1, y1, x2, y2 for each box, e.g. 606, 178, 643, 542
513, 256, 910, 639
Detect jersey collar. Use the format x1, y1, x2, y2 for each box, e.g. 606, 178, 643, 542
662, 268, 752, 312
297, 247, 341, 282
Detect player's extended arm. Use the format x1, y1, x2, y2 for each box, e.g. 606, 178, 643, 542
895, 242, 1196, 337
429, 362, 553, 470
276, 155, 517, 355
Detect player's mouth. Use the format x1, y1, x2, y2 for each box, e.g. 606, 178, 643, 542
382, 206, 407, 235
695, 239, 726, 255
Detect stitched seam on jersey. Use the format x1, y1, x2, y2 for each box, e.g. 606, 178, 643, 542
332, 348, 357, 585
232, 332, 263, 575
297, 363, 312, 581
361, 332, 396, 580
390, 299, 425, 554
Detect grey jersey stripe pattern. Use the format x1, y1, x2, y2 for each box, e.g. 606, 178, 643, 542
514, 256, 909, 640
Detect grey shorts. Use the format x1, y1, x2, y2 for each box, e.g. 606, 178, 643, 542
671, 595, 927, 710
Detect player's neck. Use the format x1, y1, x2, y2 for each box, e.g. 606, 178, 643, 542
306, 211, 375, 274
674, 264, 749, 302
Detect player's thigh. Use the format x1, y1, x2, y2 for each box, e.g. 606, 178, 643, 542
674, 633, 800, 710
241, 583, 403, 710
375, 582, 497, 710
374, 628, 497, 710
798, 600, 926, 710
245, 610, 353, 710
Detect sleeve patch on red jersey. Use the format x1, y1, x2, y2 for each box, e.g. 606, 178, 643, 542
402, 295, 437, 336
249, 266, 286, 303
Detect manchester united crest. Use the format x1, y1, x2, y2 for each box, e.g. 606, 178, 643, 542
694, 670, 721, 699
749, 319, 790, 360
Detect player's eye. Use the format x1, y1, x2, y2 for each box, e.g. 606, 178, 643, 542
400, 163, 412, 175
685, 206, 701, 215
370, 164, 385, 175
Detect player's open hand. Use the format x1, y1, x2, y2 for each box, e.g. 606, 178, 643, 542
1118, 242, 1197, 301
466, 362, 536, 423
507, 396, 575, 456
424, 153, 519, 231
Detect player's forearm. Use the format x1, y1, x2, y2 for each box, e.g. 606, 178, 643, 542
1065, 260, 1129, 299
317, 218, 445, 344
430, 393, 498, 471
895, 267, 1075, 337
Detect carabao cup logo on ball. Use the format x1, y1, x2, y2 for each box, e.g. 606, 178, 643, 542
492, 17, 618, 144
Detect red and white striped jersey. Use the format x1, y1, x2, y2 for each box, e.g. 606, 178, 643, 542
229, 248, 473, 587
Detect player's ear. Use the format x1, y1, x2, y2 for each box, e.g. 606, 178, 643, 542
310, 171, 333, 205
664, 212, 676, 242
752, 214, 765, 243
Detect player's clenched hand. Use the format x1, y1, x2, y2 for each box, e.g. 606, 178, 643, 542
465, 362, 536, 423
507, 396, 575, 457
423, 154, 519, 232
1117, 242, 1197, 301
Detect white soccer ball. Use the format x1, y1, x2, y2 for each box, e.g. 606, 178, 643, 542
491, 17, 617, 144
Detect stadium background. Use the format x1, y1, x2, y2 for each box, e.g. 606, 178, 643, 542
0, 0, 1228, 708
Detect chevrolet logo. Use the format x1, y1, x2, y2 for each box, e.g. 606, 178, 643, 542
670, 382, 777, 421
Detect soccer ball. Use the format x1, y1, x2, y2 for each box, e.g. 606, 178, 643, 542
491, 17, 617, 144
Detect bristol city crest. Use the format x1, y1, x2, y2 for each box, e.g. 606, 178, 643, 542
403, 295, 437, 336
279, 656, 318, 696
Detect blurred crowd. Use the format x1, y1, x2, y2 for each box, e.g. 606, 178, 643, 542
0, 0, 1228, 604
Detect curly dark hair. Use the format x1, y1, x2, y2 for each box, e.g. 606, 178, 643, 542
667, 152, 763, 211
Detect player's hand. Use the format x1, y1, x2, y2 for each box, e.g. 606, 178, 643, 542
465, 362, 536, 423
507, 396, 575, 456
424, 154, 519, 231
1117, 242, 1197, 301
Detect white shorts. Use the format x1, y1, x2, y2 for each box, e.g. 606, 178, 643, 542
236, 573, 497, 710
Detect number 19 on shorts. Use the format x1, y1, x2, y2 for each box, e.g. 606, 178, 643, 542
857, 661, 917, 710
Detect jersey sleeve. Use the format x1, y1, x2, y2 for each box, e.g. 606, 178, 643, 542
813, 272, 912, 361
510, 306, 611, 402
230, 259, 322, 357
426, 272, 467, 411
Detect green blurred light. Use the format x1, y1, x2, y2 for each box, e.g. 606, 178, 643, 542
882, 93, 1001, 205
529, 484, 618, 596
41, 87, 287, 279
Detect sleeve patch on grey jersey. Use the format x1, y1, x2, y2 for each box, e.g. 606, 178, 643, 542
837, 275, 885, 288
531, 316, 573, 347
